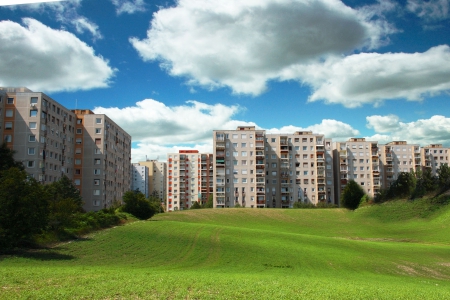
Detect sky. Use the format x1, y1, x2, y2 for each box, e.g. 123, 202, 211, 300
1, 0, 449, 162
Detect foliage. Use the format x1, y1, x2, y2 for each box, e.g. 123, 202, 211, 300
0, 142, 24, 177
122, 190, 156, 220
341, 180, 365, 210
234, 203, 242, 208
389, 172, 416, 199
203, 194, 214, 208
411, 168, 436, 199
437, 163, 450, 192
0, 168, 49, 250
190, 201, 202, 209
293, 201, 337, 209
148, 195, 164, 213
45, 175, 84, 230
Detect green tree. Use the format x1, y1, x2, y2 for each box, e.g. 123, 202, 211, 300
0, 142, 24, 176
45, 175, 84, 230
388, 172, 416, 198
341, 180, 365, 210
190, 201, 202, 209
0, 168, 49, 250
148, 195, 163, 213
122, 190, 156, 220
437, 163, 450, 191
203, 194, 214, 208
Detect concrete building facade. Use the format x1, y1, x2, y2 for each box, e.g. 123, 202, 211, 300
213, 127, 335, 208
166, 150, 213, 211
138, 160, 167, 201
131, 163, 149, 197
422, 144, 450, 175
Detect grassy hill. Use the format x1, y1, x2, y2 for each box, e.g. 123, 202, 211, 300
1, 197, 450, 299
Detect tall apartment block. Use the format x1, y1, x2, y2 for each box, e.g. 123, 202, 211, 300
0, 88, 132, 212
379, 141, 421, 187
138, 160, 167, 201
72, 109, 132, 211
213, 127, 335, 208
166, 150, 213, 211
333, 138, 381, 202
0, 87, 76, 183
131, 163, 149, 197
422, 144, 450, 175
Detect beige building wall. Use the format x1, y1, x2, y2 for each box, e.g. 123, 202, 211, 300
73, 110, 132, 211
138, 160, 167, 201
0, 89, 6, 140
333, 138, 381, 203
167, 150, 213, 211
1, 87, 76, 183
422, 144, 450, 175
379, 141, 420, 187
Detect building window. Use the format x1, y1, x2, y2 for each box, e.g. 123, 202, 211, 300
29, 135, 36, 142
5, 122, 12, 129
95, 138, 101, 145
93, 190, 101, 195
95, 128, 101, 134
94, 179, 100, 185
75, 148, 82, 154
94, 169, 101, 175
7, 98, 14, 104
94, 159, 101, 165
76, 128, 82, 134
75, 169, 81, 175
75, 159, 81, 165
27, 161, 35, 168
30, 110, 38, 117
94, 148, 101, 154
30, 97, 38, 104
4, 135, 12, 142
74, 179, 80, 186
28, 148, 36, 155
5, 109, 13, 117
76, 138, 82, 144
95, 118, 102, 124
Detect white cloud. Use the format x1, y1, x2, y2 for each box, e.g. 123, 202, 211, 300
111, 0, 146, 15
407, 0, 449, 20
266, 119, 359, 141
130, 0, 394, 95
1, 0, 65, 5
93, 99, 257, 162
93, 99, 254, 144
366, 115, 450, 146
72, 17, 102, 40
0, 18, 115, 92
290, 45, 450, 107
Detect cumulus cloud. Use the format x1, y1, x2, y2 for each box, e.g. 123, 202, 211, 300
72, 17, 102, 40
289, 45, 450, 107
266, 119, 360, 140
130, 0, 394, 95
111, 0, 146, 15
0, 18, 115, 92
407, 0, 449, 20
93, 99, 258, 162
366, 115, 450, 146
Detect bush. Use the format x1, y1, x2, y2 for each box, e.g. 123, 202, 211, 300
122, 191, 156, 220
341, 180, 365, 210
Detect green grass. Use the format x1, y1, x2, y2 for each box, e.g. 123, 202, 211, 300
1, 197, 450, 299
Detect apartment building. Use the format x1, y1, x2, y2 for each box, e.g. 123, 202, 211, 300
138, 160, 167, 201
379, 141, 421, 187
422, 144, 450, 175
72, 109, 132, 211
0, 89, 6, 139
131, 163, 149, 197
333, 138, 381, 202
0, 87, 76, 183
213, 127, 335, 208
166, 150, 213, 211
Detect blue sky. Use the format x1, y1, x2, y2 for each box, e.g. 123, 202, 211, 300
1, 0, 450, 162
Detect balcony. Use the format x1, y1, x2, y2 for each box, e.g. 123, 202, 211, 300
317, 171, 325, 178
216, 142, 225, 149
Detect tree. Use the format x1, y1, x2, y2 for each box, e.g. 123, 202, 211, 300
190, 201, 202, 209
148, 195, 164, 213
388, 172, 416, 198
341, 180, 365, 210
0, 168, 49, 250
0, 142, 24, 176
437, 163, 450, 191
122, 191, 156, 220
203, 194, 214, 208
45, 175, 84, 230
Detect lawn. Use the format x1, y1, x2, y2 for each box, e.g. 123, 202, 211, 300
1, 199, 450, 299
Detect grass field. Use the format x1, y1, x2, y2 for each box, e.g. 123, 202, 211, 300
1, 198, 450, 299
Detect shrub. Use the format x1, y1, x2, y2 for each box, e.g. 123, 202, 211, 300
341, 180, 365, 210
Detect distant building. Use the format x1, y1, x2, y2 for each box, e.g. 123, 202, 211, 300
138, 160, 167, 201
166, 150, 213, 211
422, 144, 450, 175
131, 163, 149, 197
